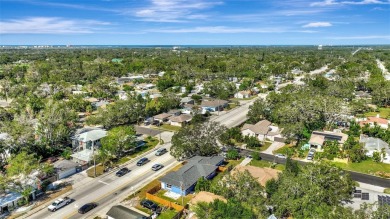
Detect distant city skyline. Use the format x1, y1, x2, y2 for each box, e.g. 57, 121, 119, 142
0, 0, 389, 45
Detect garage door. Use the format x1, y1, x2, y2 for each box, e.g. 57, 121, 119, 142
58, 168, 77, 179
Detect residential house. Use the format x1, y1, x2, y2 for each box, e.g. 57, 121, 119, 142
180, 97, 194, 106
116, 76, 144, 85
241, 120, 284, 142
200, 99, 228, 113
107, 205, 150, 219
53, 160, 80, 180
308, 130, 348, 151
71, 127, 107, 164
0, 99, 12, 108
117, 91, 128, 100
357, 115, 389, 129
181, 104, 196, 115
354, 91, 372, 100
360, 135, 390, 164
153, 113, 172, 124
169, 114, 193, 127
0, 192, 23, 214
136, 83, 155, 90
234, 91, 251, 99
92, 100, 109, 110
167, 109, 181, 117
160, 156, 224, 196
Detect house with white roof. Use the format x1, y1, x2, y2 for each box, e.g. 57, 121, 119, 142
71, 127, 107, 164
360, 135, 390, 164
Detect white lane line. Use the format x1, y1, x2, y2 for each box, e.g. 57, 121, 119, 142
98, 180, 109, 185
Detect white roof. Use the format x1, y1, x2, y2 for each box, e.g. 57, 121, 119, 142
77, 129, 107, 142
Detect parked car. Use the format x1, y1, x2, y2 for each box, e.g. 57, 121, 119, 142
78, 203, 97, 214
151, 164, 164, 171
155, 148, 167, 156
48, 197, 72, 212
115, 167, 130, 177
137, 157, 149, 166
140, 199, 160, 211
307, 149, 316, 160
275, 154, 286, 159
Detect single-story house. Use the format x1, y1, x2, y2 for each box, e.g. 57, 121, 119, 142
167, 109, 181, 117
153, 113, 172, 124
308, 130, 348, 151
169, 114, 193, 127
0, 192, 23, 214
360, 135, 390, 164
92, 100, 109, 110
234, 91, 251, 99
357, 115, 389, 129
160, 156, 224, 196
181, 104, 196, 115
180, 97, 195, 106
116, 76, 144, 85
134, 126, 162, 137
107, 205, 150, 219
232, 166, 280, 187
241, 120, 284, 142
354, 91, 372, 100
200, 99, 228, 113
71, 127, 107, 164
53, 160, 80, 180
117, 91, 128, 100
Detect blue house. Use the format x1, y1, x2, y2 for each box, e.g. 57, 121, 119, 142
160, 156, 224, 196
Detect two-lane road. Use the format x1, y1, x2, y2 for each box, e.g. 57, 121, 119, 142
29, 143, 178, 219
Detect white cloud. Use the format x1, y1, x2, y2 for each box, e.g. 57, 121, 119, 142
147, 26, 317, 33
311, 0, 389, 6
132, 0, 222, 22
302, 22, 332, 28
0, 17, 110, 34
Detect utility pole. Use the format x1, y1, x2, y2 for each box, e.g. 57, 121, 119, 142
92, 141, 96, 177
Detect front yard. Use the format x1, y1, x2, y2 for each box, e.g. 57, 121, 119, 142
333, 159, 390, 178
249, 159, 285, 171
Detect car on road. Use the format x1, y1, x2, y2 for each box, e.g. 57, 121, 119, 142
151, 164, 164, 171
155, 148, 167, 156
78, 203, 97, 214
140, 199, 160, 212
275, 154, 287, 159
137, 157, 150, 166
48, 197, 72, 212
115, 167, 130, 177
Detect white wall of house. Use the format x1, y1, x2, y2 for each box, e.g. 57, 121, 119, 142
170, 121, 182, 127
242, 129, 256, 137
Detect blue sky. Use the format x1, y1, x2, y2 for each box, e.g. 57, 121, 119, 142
0, 0, 389, 45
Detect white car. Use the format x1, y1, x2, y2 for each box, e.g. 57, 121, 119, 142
275, 154, 287, 159
48, 197, 71, 212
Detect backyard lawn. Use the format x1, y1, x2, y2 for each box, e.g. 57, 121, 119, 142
156, 124, 182, 132
157, 208, 178, 219
333, 159, 390, 178
365, 107, 390, 119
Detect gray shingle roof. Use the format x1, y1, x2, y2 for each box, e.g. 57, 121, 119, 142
106, 205, 149, 219
160, 156, 224, 190
242, 120, 272, 135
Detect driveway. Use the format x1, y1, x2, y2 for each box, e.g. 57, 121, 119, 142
263, 142, 285, 155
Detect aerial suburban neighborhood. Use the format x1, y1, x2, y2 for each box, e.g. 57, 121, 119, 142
0, 44, 389, 219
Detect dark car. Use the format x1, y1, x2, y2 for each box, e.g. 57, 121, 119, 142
137, 157, 149, 166
115, 167, 130, 177
140, 199, 160, 211
151, 164, 164, 171
155, 148, 167, 156
78, 203, 97, 214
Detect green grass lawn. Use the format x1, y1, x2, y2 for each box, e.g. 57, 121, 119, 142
157, 209, 178, 219
155, 190, 193, 206
86, 164, 104, 178
249, 159, 285, 171
117, 137, 159, 164
364, 107, 390, 119
384, 188, 390, 194
332, 159, 390, 178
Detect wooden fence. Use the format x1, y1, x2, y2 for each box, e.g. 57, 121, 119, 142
145, 193, 184, 211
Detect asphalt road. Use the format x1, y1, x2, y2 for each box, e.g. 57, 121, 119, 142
29, 143, 178, 219
240, 149, 390, 188
28, 101, 256, 219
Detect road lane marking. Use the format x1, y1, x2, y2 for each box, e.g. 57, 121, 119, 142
98, 180, 109, 185
63, 160, 179, 219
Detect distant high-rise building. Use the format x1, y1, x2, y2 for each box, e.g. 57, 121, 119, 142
318, 45, 323, 50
